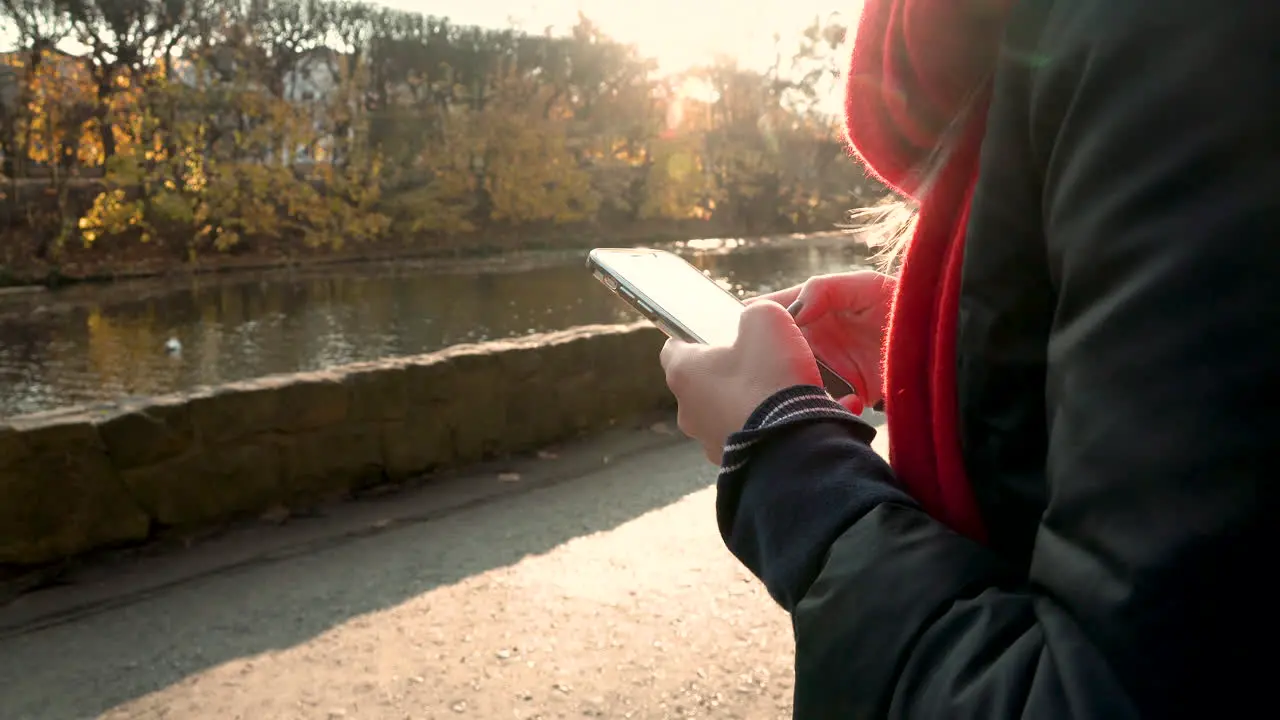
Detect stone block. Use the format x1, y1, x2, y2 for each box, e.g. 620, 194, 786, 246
273, 372, 350, 431
0, 422, 23, 465
433, 352, 508, 463
187, 382, 282, 444
0, 419, 150, 565
121, 441, 283, 527
344, 363, 409, 422
96, 397, 196, 470
382, 413, 455, 481
551, 366, 610, 431
503, 347, 593, 448
401, 357, 460, 407
497, 339, 554, 384
278, 423, 386, 499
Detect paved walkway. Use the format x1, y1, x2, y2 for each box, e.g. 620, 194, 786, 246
0, 413, 886, 720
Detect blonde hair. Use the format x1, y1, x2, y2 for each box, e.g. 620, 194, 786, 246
848, 198, 918, 272
843, 76, 993, 273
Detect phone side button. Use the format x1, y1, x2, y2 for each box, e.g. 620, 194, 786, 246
635, 299, 655, 317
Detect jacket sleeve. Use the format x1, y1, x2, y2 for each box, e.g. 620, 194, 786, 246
717, 2, 1280, 718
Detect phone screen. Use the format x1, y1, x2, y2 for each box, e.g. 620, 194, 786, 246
593, 250, 745, 345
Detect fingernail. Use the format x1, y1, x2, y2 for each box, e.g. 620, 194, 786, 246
786, 299, 805, 317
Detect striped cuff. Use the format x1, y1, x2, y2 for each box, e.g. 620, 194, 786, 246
719, 385, 876, 476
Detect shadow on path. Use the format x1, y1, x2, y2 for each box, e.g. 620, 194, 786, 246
0, 422, 713, 720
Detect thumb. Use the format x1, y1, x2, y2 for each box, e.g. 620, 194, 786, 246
836, 393, 865, 415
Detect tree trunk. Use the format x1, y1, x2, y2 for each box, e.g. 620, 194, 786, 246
97, 106, 116, 161
93, 62, 117, 161
12, 42, 48, 178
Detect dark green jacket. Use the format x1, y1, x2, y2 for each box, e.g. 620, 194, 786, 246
718, 1, 1280, 716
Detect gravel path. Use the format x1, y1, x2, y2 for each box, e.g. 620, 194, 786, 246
0, 432, 805, 719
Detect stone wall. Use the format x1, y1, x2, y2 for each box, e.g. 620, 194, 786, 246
0, 323, 671, 566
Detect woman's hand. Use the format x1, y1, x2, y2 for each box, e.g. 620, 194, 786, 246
660, 301, 823, 463
753, 271, 896, 410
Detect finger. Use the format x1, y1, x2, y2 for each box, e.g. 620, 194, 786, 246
836, 393, 865, 415
737, 302, 823, 387
824, 357, 872, 406
747, 283, 804, 308
662, 338, 714, 397
702, 443, 723, 465
790, 271, 889, 325
659, 337, 691, 371
789, 275, 847, 325
737, 299, 802, 343
675, 405, 694, 438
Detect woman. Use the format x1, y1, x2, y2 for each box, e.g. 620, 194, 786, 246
660, 0, 1280, 717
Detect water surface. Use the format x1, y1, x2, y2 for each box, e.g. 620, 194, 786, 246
0, 235, 870, 417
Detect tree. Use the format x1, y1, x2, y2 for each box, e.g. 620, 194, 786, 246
78, 66, 389, 254
380, 114, 477, 239
57, 0, 191, 159
3, 3, 883, 265
638, 135, 715, 221
242, 0, 329, 99
0, 0, 71, 175
474, 74, 598, 228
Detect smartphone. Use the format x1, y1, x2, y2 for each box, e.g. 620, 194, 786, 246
587, 247, 857, 399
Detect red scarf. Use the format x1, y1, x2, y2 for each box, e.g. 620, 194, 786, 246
844, 0, 1014, 543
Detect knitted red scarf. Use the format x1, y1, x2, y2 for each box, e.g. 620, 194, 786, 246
844, 0, 1014, 543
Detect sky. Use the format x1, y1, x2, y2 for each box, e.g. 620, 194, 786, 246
1, 0, 858, 91
377, 0, 855, 73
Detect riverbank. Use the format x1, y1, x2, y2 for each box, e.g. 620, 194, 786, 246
0, 213, 862, 290
0, 230, 863, 311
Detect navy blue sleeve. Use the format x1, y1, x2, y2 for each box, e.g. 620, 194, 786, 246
715, 385, 915, 610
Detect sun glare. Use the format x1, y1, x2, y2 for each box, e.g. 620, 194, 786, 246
382, 0, 849, 74
676, 76, 720, 105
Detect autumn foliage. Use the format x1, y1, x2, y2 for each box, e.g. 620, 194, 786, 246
0, 0, 884, 261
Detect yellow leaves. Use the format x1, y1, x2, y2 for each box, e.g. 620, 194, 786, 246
151, 188, 197, 225
214, 231, 240, 252
80, 188, 142, 247
5, 48, 167, 171
72, 83, 393, 253
15, 52, 95, 169
476, 102, 599, 226
638, 136, 715, 221
385, 136, 478, 236
665, 151, 696, 180
0, 14, 881, 256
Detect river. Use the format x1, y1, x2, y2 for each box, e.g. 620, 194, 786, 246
0, 233, 872, 418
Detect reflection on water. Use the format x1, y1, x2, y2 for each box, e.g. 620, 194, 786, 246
0, 238, 869, 417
